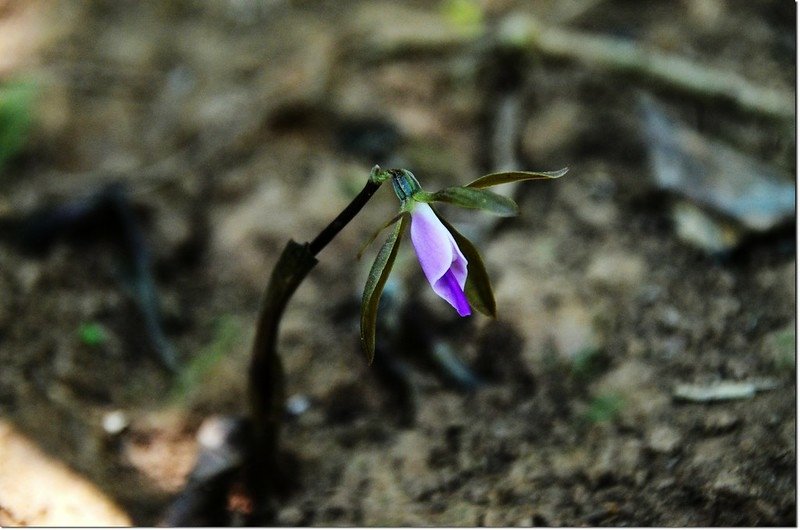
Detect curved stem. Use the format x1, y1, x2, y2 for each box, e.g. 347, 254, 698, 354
309, 180, 381, 256
245, 177, 382, 520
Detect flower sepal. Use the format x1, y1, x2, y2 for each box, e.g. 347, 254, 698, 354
433, 211, 497, 318
465, 168, 568, 189
427, 186, 519, 217
360, 213, 409, 364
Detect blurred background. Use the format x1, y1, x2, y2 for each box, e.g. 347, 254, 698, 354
0, 0, 795, 525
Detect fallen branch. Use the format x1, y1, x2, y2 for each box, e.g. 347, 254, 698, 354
673, 379, 779, 403
359, 13, 793, 122
499, 14, 793, 122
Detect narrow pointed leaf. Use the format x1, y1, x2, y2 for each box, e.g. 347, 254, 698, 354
360, 214, 409, 364
431, 186, 519, 217
357, 211, 407, 260
466, 168, 569, 189
433, 210, 496, 318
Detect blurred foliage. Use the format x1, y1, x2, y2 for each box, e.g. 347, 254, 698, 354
584, 394, 624, 423
440, 0, 484, 35
571, 347, 608, 381
78, 322, 107, 347
172, 314, 242, 400
0, 79, 35, 175
768, 325, 795, 372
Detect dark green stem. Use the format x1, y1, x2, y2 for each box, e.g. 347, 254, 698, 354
245, 177, 382, 520
309, 180, 381, 256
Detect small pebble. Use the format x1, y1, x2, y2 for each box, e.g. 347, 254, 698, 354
286, 393, 311, 417
702, 411, 739, 434
277, 506, 304, 526
659, 306, 682, 329
102, 410, 129, 436
712, 470, 748, 496
646, 425, 681, 454
586, 252, 645, 289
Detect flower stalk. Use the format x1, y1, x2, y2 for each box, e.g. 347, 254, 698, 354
246, 175, 383, 518
244, 163, 565, 519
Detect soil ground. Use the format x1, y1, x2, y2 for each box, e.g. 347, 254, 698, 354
0, 0, 795, 526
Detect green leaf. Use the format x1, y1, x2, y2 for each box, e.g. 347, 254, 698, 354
430, 186, 519, 217
433, 210, 496, 318
360, 214, 409, 364
466, 168, 569, 189
357, 211, 407, 260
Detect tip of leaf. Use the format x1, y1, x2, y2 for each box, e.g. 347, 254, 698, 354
360, 335, 377, 365
469, 299, 497, 318
360, 337, 375, 365
466, 167, 570, 189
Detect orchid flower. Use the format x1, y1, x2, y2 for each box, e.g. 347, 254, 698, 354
409, 201, 471, 316
360, 165, 567, 362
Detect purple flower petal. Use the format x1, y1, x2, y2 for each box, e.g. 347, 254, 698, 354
410, 203, 471, 316
437, 269, 471, 316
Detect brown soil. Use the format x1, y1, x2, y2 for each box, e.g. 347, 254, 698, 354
0, 0, 795, 526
